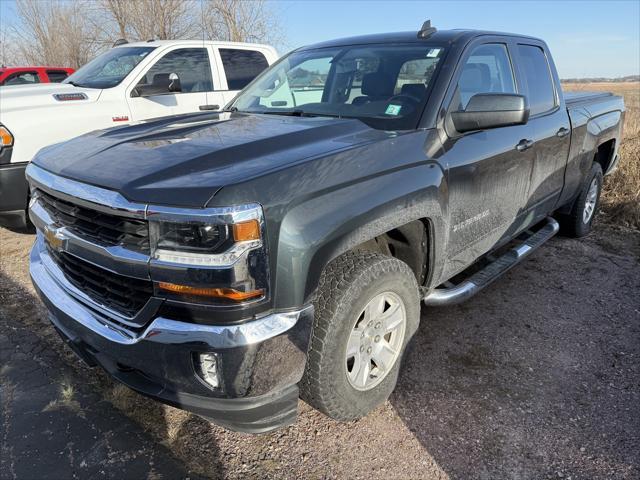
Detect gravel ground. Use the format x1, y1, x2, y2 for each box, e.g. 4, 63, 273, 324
1, 221, 639, 480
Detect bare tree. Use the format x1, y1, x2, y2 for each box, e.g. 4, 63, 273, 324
0, 23, 22, 66
4, 0, 284, 68
12, 0, 102, 68
201, 0, 283, 45
99, 0, 199, 42
102, 0, 130, 39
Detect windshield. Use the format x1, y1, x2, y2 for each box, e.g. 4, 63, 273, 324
231, 43, 445, 130
64, 46, 156, 89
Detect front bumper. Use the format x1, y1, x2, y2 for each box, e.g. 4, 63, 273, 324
30, 236, 313, 433
0, 160, 29, 228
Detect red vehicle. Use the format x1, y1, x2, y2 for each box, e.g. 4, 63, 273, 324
0, 66, 75, 86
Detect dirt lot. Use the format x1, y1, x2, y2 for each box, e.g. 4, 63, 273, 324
1, 219, 639, 480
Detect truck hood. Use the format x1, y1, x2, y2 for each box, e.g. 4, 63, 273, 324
0, 83, 101, 113
32, 112, 386, 207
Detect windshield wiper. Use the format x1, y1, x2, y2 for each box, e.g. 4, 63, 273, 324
254, 110, 342, 118
221, 106, 238, 113
66, 80, 92, 88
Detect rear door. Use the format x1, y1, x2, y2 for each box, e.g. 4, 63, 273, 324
441, 39, 535, 273
513, 42, 570, 218
215, 48, 271, 105
126, 46, 215, 120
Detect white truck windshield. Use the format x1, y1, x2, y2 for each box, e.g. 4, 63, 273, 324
64, 46, 156, 89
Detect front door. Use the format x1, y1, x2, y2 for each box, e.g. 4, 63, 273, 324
127, 47, 217, 121
440, 41, 535, 278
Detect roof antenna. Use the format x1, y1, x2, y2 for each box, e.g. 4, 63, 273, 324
112, 38, 128, 47
417, 20, 437, 39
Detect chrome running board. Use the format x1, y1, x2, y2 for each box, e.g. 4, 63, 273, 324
424, 217, 560, 307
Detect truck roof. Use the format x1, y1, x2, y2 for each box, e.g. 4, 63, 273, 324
0, 66, 74, 71
298, 29, 544, 50
119, 39, 276, 50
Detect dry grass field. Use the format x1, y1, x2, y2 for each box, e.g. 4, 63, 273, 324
563, 82, 640, 229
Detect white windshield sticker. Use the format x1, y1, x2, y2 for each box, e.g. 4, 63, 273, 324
426, 48, 442, 58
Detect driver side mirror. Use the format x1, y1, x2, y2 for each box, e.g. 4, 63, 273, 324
451, 93, 529, 133
131, 72, 182, 97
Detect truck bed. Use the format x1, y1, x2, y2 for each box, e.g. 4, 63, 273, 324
564, 90, 615, 108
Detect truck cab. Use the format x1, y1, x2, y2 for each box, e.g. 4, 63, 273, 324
0, 40, 278, 227
0, 66, 75, 86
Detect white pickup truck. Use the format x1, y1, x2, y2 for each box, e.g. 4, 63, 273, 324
0, 40, 278, 227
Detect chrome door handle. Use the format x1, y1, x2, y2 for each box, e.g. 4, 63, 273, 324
556, 127, 570, 138
516, 139, 534, 152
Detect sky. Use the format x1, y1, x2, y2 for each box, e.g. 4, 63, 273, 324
1, 0, 639, 78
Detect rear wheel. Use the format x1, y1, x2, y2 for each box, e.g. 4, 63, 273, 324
301, 251, 420, 421
558, 162, 603, 237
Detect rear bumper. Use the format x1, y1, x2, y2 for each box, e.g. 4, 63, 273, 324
0, 161, 29, 227
30, 236, 314, 433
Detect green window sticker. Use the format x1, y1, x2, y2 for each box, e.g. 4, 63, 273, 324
385, 104, 402, 116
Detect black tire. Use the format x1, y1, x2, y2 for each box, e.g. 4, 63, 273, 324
558, 162, 603, 238
301, 251, 420, 421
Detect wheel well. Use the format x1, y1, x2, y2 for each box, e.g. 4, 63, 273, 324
349, 219, 431, 286
595, 139, 616, 174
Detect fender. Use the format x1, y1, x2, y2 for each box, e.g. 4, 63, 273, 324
274, 162, 448, 308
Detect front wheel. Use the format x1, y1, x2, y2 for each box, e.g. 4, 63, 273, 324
301, 252, 420, 421
558, 162, 603, 237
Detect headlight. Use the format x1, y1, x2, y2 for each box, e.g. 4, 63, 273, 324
155, 223, 230, 253
151, 218, 262, 267
148, 203, 268, 304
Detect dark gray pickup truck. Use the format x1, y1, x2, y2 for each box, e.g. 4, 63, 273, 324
26, 22, 624, 433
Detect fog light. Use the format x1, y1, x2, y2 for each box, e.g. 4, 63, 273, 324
194, 352, 220, 389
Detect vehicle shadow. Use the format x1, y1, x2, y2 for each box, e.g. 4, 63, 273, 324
0, 269, 221, 479
390, 235, 640, 479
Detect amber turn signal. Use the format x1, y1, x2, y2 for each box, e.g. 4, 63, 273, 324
233, 219, 260, 242
0, 126, 13, 147
158, 282, 264, 301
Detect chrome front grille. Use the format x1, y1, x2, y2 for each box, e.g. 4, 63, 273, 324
37, 189, 149, 253
47, 247, 153, 318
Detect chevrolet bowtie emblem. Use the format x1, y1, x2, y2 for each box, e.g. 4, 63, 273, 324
43, 225, 65, 251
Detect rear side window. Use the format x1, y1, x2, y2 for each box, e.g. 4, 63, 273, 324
47, 70, 70, 82
219, 49, 269, 91
517, 45, 556, 116
140, 48, 213, 93
3, 71, 40, 86
454, 44, 516, 110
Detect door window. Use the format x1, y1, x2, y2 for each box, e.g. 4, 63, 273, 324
47, 70, 70, 82
219, 49, 269, 90
517, 45, 556, 116
138, 48, 213, 93
4, 71, 40, 85
454, 44, 516, 110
